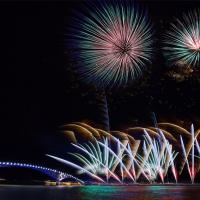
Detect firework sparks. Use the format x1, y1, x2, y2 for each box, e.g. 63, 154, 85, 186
163, 9, 200, 67
47, 129, 179, 184
59, 122, 200, 183
70, 1, 153, 88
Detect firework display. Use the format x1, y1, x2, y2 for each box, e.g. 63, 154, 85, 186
48, 123, 200, 184
70, 1, 153, 88
4, 2, 200, 200
163, 9, 200, 67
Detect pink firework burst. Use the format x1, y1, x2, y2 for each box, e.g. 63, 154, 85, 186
71, 2, 153, 88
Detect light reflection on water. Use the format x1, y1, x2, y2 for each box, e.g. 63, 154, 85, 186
0, 185, 200, 200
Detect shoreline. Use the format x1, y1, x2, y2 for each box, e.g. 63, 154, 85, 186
1, 183, 200, 187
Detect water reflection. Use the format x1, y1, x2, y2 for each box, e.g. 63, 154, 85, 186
0, 185, 200, 200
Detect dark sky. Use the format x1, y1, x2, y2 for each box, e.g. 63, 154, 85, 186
0, 0, 200, 173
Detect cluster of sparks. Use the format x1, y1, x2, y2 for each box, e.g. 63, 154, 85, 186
163, 9, 200, 67
71, 1, 153, 88
48, 124, 200, 184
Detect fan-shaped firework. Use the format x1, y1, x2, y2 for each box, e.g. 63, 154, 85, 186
70, 1, 153, 88
163, 9, 200, 67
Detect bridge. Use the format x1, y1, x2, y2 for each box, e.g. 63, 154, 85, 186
0, 161, 84, 183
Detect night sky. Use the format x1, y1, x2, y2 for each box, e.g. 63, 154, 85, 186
0, 0, 200, 178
